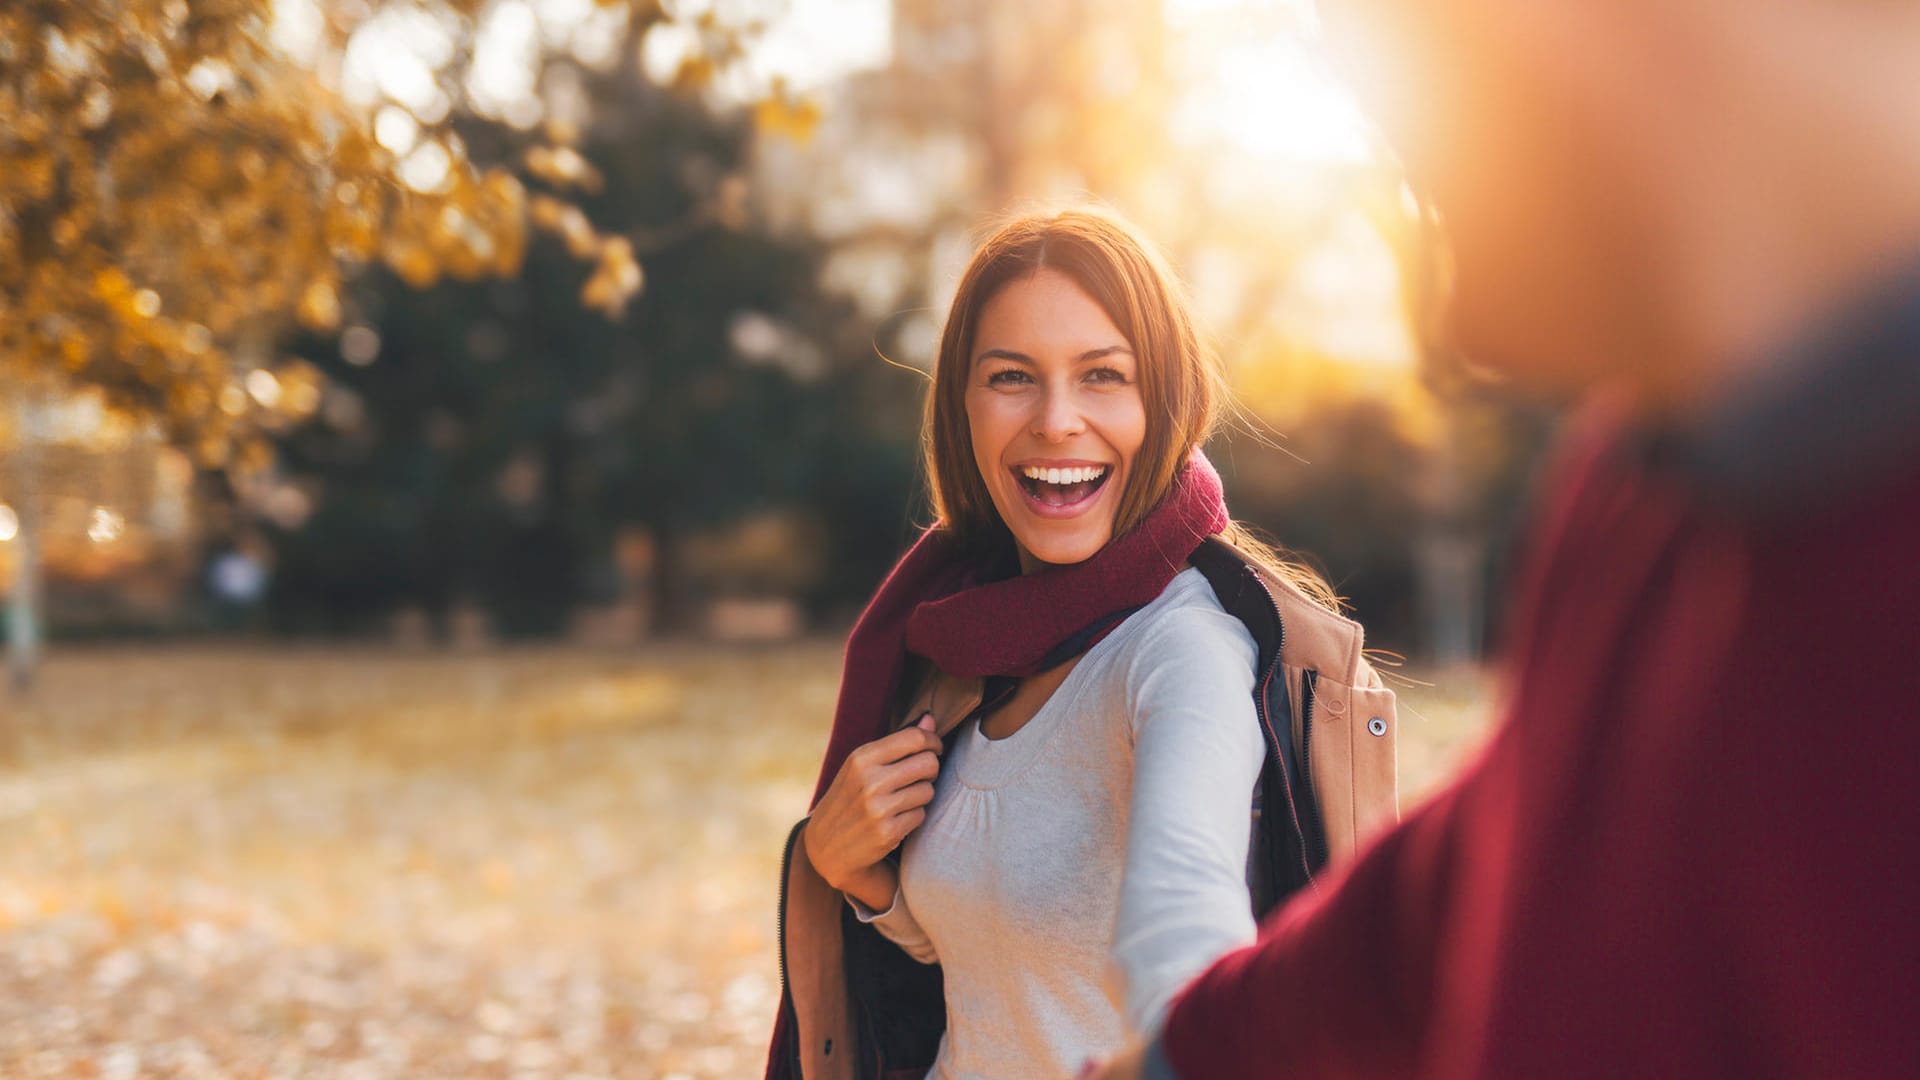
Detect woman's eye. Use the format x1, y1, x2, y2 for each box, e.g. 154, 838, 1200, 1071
1086, 367, 1129, 385
986, 369, 1032, 387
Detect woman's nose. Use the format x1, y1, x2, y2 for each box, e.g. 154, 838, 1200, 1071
1030, 385, 1087, 442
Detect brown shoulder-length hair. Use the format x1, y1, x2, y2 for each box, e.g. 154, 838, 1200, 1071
926, 206, 1340, 610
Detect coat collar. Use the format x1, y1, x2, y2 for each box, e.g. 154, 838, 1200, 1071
1643, 251, 1920, 515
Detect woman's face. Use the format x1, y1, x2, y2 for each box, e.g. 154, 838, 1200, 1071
965, 268, 1148, 571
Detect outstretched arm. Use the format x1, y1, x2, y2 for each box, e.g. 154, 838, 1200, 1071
1090, 744, 1487, 1079
1112, 606, 1265, 1033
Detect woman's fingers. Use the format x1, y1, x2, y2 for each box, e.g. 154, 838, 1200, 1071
1080, 1039, 1148, 1080
889, 807, 928, 841
854, 717, 943, 768
888, 779, 936, 815
870, 749, 941, 796
807, 723, 945, 889
856, 755, 937, 833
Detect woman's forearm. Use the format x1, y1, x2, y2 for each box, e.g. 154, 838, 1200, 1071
844, 864, 939, 964
837, 860, 898, 912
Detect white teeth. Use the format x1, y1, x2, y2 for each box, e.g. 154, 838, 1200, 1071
1021, 465, 1108, 485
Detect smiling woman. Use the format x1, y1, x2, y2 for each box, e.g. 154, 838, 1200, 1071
965, 268, 1148, 569
927, 213, 1219, 568
768, 207, 1399, 1080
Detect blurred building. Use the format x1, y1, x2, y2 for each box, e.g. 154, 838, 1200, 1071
0, 390, 200, 632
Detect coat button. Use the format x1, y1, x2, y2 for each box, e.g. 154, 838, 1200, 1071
1368, 717, 1387, 736
1324, 695, 1345, 714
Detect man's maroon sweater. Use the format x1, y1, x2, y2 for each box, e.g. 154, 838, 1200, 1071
1159, 395, 1920, 1077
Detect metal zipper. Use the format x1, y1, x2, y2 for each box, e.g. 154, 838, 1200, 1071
775, 816, 807, 1076
1299, 669, 1328, 870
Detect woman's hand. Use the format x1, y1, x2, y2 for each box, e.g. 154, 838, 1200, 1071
803, 715, 944, 909
1078, 1038, 1149, 1080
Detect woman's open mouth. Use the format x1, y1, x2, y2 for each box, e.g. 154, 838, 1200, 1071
1012, 463, 1111, 516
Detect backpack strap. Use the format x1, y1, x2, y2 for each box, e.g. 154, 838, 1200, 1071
1189, 538, 1324, 912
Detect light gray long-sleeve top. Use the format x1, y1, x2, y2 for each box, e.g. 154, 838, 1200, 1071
851, 567, 1265, 1080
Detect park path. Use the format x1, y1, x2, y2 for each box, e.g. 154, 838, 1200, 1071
0, 644, 1488, 1079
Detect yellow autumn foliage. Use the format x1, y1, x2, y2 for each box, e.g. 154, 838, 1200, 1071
0, 0, 687, 455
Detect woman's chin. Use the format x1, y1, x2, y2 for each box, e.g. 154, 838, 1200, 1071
994, 480, 1120, 569
1010, 526, 1111, 570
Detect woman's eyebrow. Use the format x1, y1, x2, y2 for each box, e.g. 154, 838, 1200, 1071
972, 345, 1135, 366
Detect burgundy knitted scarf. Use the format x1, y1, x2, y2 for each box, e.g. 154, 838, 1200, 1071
808, 450, 1229, 804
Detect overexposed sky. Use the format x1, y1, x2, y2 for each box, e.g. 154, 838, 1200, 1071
293, 0, 1360, 165
272, 0, 1404, 367
294, 0, 892, 121
743, 0, 892, 92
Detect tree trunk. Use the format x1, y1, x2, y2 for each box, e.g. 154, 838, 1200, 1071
1415, 528, 1485, 667
7, 393, 43, 693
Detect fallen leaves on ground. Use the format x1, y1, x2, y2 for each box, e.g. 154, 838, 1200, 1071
0, 643, 1492, 1078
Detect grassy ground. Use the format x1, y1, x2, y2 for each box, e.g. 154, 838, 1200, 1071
0, 643, 1495, 1079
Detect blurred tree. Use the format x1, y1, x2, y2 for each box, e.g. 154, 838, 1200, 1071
0, 0, 791, 671
267, 48, 923, 637
753, 0, 1180, 340
7, 1, 493, 450
0, 0, 785, 448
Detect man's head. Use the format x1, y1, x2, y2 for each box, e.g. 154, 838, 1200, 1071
1327, 1, 1920, 412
